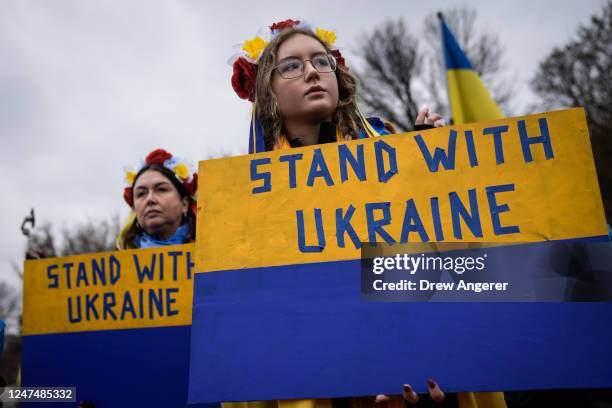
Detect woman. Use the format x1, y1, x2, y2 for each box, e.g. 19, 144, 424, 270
229, 20, 506, 408
117, 148, 198, 249
231, 19, 444, 154
93, 148, 213, 408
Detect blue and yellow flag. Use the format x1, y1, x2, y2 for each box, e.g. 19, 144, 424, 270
439, 13, 504, 124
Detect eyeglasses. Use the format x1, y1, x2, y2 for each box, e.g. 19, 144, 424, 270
274, 53, 337, 79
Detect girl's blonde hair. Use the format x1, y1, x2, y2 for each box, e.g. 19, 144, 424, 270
254, 28, 363, 151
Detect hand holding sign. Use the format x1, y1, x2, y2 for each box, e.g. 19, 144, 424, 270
375, 380, 446, 405
416, 106, 447, 128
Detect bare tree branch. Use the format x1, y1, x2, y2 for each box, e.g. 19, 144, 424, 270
355, 20, 421, 131
531, 1, 612, 221
356, 7, 515, 131
59, 215, 120, 256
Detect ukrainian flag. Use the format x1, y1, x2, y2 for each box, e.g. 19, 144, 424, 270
439, 14, 508, 408
439, 13, 504, 124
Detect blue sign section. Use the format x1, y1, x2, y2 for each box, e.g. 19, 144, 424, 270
189, 240, 612, 403
22, 325, 219, 408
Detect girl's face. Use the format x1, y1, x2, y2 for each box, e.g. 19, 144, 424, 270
271, 34, 339, 124
133, 169, 188, 239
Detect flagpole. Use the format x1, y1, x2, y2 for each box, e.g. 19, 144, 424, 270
437, 12, 453, 125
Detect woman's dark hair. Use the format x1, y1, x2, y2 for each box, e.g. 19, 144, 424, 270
123, 165, 196, 248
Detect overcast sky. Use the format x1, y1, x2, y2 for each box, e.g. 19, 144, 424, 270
1, 0, 608, 289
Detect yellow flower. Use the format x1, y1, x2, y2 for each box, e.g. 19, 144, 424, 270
125, 171, 136, 185
173, 163, 189, 180
243, 36, 267, 60
316, 27, 336, 47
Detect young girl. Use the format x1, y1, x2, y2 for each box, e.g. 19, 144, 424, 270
229, 19, 503, 408
231, 19, 444, 154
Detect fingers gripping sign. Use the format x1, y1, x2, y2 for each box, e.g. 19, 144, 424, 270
375, 379, 445, 406
416, 106, 447, 128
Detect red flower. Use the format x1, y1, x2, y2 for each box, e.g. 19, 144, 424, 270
232, 57, 257, 101
331, 49, 346, 69
185, 173, 198, 197
270, 19, 301, 32
145, 149, 173, 165
123, 186, 133, 207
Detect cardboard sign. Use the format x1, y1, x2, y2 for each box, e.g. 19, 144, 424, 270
22, 244, 215, 408
188, 108, 611, 403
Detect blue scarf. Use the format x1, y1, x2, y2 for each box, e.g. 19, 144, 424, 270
136, 223, 190, 248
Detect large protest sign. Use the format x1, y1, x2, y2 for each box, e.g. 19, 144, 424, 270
22, 244, 215, 408
188, 108, 611, 403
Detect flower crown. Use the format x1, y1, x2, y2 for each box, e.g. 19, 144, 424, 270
230, 19, 346, 102
122, 148, 198, 208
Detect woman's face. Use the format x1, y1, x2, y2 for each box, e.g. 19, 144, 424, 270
133, 169, 188, 239
271, 33, 339, 124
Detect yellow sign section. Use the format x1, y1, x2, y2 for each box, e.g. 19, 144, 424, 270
23, 244, 195, 335
195, 108, 606, 272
